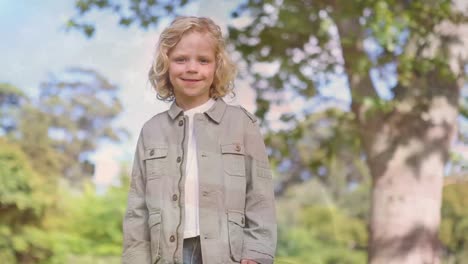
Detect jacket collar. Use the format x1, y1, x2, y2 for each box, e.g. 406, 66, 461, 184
168, 98, 227, 124
168, 101, 184, 120
205, 98, 227, 124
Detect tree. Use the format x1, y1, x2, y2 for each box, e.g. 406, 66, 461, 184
1, 71, 128, 262
0, 138, 55, 263
0, 83, 62, 181
43, 170, 130, 264
69, 1, 468, 262
0, 155, 132, 264
230, 2, 466, 262
66, 0, 189, 37
36, 68, 127, 187
266, 107, 369, 199
275, 177, 368, 264
17, 105, 63, 179
1, 69, 127, 188
0, 83, 27, 135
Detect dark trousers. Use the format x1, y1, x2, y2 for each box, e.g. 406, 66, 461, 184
183, 236, 203, 264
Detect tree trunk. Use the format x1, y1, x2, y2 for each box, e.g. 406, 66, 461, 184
366, 88, 458, 263
364, 13, 466, 262
335, 2, 465, 259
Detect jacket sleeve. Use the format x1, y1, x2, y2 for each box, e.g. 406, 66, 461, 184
122, 130, 151, 264
242, 118, 277, 264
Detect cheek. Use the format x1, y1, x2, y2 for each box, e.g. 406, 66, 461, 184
168, 64, 182, 76
207, 65, 216, 79
168, 68, 179, 86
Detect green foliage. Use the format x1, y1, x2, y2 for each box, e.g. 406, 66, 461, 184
0, 138, 52, 221
0, 67, 128, 262
0, 83, 28, 134
2, 69, 127, 188
68, 0, 190, 37
0, 82, 26, 99
440, 182, 468, 263
0, 138, 55, 263
267, 107, 369, 199
276, 179, 368, 264
17, 106, 63, 178
7, 171, 131, 264
361, 97, 396, 119
62, 180, 128, 256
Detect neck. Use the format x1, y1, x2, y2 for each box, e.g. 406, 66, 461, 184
176, 97, 211, 111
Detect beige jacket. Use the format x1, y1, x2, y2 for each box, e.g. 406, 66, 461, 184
122, 98, 277, 264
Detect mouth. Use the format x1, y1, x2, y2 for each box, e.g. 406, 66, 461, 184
181, 78, 201, 82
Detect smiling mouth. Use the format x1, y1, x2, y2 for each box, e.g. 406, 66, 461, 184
181, 78, 201, 82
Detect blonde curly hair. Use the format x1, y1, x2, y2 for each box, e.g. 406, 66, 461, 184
149, 16, 237, 101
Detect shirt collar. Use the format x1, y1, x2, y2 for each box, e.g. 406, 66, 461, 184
184, 98, 215, 116
168, 98, 227, 124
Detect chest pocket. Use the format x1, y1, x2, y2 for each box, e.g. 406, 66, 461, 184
221, 143, 246, 177
143, 146, 168, 179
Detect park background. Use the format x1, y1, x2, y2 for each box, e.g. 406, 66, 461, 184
1, 0, 467, 263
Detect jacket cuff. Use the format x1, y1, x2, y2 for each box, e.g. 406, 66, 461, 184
242, 247, 274, 264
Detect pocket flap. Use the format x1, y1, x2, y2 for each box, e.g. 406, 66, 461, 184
148, 212, 161, 228
227, 211, 245, 227
221, 143, 245, 155
144, 146, 168, 160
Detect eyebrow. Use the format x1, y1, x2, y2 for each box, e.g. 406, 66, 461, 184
169, 52, 215, 58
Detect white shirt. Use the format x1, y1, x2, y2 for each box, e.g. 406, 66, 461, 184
182, 98, 215, 238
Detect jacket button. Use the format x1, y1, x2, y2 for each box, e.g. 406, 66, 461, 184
172, 194, 178, 201
178, 120, 184, 126
177, 156, 181, 163
235, 144, 241, 152
149, 149, 155, 156
170, 235, 175, 242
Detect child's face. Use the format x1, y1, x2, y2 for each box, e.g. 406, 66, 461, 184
168, 31, 216, 108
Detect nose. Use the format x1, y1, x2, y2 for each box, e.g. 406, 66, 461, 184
186, 60, 198, 73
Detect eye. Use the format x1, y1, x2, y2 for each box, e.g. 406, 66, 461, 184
199, 58, 210, 64
174, 57, 187, 63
